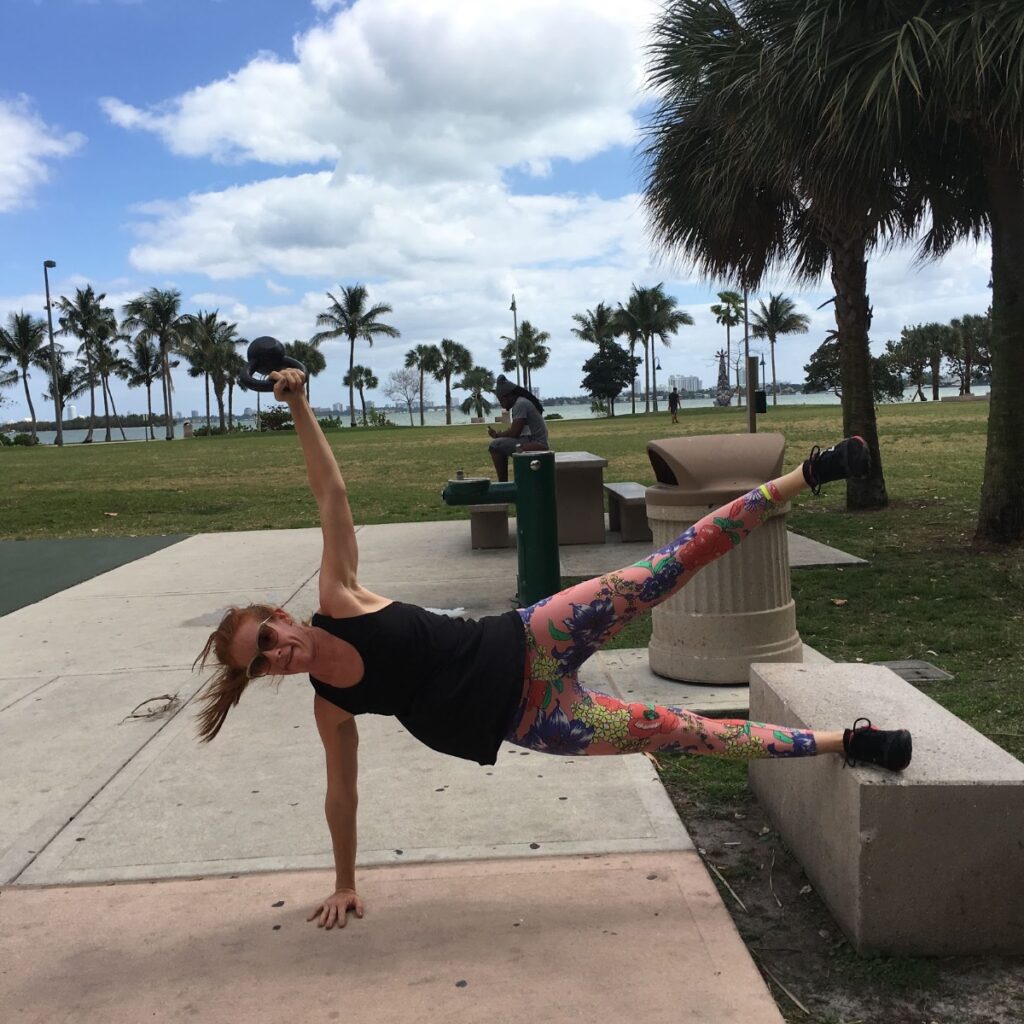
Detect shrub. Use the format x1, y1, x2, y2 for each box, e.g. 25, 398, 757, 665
367, 410, 395, 427
544, 412, 563, 420
258, 407, 295, 431
0, 432, 12, 446
317, 415, 344, 430
12, 433, 40, 446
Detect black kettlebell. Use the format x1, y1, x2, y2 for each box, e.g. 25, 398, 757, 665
239, 336, 307, 392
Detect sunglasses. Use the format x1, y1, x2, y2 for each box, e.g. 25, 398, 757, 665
246, 616, 279, 679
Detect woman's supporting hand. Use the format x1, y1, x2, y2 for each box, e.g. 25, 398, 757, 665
307, 887, 364, 929
270, 368, 306, 404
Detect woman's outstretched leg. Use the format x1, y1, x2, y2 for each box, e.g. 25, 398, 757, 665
507, 675, 911, 771
516, 438, 869, 679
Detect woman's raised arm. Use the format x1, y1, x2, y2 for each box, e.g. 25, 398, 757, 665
273, 370, 359, 591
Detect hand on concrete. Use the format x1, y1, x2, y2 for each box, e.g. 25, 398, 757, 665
270, 368, 306, 404
307, 888, 364, 929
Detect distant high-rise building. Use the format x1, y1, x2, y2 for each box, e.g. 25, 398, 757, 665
191, 409, 200, 419
67, 404, 78, 419
669, 375, 702, 392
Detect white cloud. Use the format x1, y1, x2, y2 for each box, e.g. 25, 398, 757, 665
0, 96, 85, 212
101, 0, 653, 180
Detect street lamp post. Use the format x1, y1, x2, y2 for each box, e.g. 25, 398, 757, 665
510, 295, 520, 388
42, 260, 63, 447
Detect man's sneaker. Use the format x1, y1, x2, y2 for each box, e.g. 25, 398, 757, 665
843, 718, 913, 771
803, 436, 871, 495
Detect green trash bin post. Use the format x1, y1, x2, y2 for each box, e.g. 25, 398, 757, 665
441, 451, 560, 605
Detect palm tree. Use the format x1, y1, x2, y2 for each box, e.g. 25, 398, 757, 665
612, 305, 643, 414
342, 365, 378, 426
56, 286, 107, 442
42, 349, 88, 427
776, 3, 1022, 538
124, 335, 163, 440
571, 303, 617, 352
287, 340, 327, 401
90, 310, 131, 441
750, 293, 810, 406
643, 1, 909, 509
121, 288, 188, 441
181, 311, 223, 433
0, 312, 50, 440
455, 366, 496, 419
223, 346, 247, 430
312, 284, 400, 427
709, 290, 743, 404
572, 303, 619, 414
615, 286, 691, 413
432, 339, 473, 425
500, 321, 550, 394
404, 344, 441, 426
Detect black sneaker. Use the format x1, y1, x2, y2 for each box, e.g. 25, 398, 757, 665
843, 718, 913, 771
803, 436, 871, 495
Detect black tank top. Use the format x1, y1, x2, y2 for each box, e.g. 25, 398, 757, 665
309, 602, 526, 766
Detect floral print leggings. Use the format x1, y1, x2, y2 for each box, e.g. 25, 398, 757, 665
505, 482, 817, 761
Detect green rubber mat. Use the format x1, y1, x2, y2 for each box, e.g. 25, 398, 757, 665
0, 535, 190, 616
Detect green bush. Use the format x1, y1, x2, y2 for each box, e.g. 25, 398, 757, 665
366, 410, 395, 427
258, 407, 295, 431
0, 432, 12, 446
317, 415, 344, 430
544, 412, 564, 420
12, 433, 40, 446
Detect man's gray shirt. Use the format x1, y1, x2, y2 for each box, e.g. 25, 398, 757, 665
511, 396, 549, 448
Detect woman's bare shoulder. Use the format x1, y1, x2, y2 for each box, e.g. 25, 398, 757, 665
316, 585, 393, 620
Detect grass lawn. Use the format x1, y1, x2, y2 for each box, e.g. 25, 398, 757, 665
4, 400, 1022, 766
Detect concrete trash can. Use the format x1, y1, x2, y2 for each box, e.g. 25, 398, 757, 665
183, 421, 193, 438
645, 433, 802, 684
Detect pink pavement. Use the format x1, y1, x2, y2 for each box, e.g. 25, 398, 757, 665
2, 853, 783, 1024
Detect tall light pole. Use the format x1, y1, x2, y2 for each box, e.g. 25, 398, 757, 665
510, 295, 520, 388
43, 260, 63, 447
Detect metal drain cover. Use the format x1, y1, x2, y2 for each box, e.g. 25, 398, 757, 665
873, 659, 954, 685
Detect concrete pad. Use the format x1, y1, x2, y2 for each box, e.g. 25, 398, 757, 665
1, 854, 784, 1024
16, 677, 689, 885
581, 644, 832, 717
748, 662, 1024, 955
0, 669, 203, 885
786, 532, 866, 567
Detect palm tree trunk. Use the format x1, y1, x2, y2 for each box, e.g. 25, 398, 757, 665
930, 352, 941, 401
418, 368, 425, 426
976, 137, 1024, 544
652, 351, 659, 413
228, 385, 234, 431
445, 375, 452, 425
359, 387, 367, 427
106, 379, 128, 440
21, 371, 37, 439
161, 349, 174, 440
348, 334, 357, 428
146, 383, 154, 440
85, 348, 96, 442
215, 385, 226, 431
643, 336, 651, 413
770, 337, 778, 406
725, 325, 732, 406
205, 373, 212, 433
100, 373, 112, 441
829, 233, 888, 511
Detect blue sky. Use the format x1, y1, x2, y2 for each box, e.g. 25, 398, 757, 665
1, 0, 993, 422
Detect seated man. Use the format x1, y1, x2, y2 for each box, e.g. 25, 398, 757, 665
487, 375, 550, 482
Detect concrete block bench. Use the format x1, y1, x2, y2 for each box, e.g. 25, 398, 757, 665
748, 662, 1024, 955
604, 482, 653, 543
469, 504, 510, 549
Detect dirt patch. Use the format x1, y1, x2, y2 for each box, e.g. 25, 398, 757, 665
668, 788, 1024, 1024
